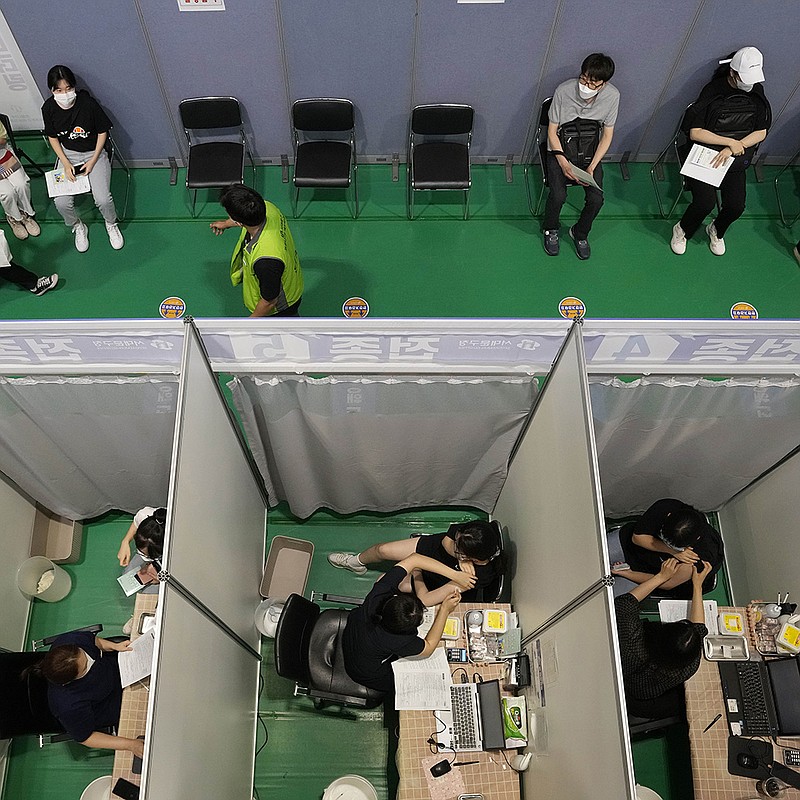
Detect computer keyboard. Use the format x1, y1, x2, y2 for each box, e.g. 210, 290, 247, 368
736, 662, 771, 735
450, 684, 479, 750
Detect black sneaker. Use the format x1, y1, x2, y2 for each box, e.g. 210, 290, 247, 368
569, 227, 590, 260
543, 229, 560, 256
31, 273, 58, 296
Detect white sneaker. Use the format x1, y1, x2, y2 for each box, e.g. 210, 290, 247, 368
670, 223, 687, 255
327, 552, 367, 574
122, 616, 134, 636
105, 221, 124, 250
22, 213, 40, 237
30, 274, 58, 296
72, 221, 89, 252
706, 223, 725, 256
7, 216, 28, 240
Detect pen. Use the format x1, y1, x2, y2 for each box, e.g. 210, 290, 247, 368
453, 761, 480, 767
703, 713, 722, 733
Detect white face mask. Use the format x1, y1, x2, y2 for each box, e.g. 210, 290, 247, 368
75, 650, 95, 680
735, 79, 754, 93
578, 81, 599, 99
54, 90, 76, 109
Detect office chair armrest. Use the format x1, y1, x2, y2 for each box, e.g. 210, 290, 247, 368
310, 591, 364, 607
34, 624, 103, 651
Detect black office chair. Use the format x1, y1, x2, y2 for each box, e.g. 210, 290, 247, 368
274, 593, 385, 709
178, 96, 255, 217
650, 104, 697, 220
627, 712, 684, 738
1, 624, 120, 745
0, 113, 46, 177
292, 98, 358, 219
407, 104, 473, 220
774, 144, 800, 228
522, 97, 584, 218
106, 134, 131, 222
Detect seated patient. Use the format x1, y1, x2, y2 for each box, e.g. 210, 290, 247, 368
329, 520, 502, 605
342, 553, 473, 693
615, 559, 709, 718
30, 631, 143, 756
612, 498, 723, 598
118, 506, 166, 590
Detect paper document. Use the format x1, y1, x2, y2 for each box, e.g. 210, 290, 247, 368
45, 167, 91, 198
118, 630, 156, 688
568, 162, 602, 191
680, 143, 734, 187
658, 599, 719, 635
392, 647, 452, 711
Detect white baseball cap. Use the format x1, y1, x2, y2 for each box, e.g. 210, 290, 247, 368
728, 47, 765, 84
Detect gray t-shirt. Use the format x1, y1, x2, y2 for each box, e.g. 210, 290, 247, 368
547, 79, 620, 150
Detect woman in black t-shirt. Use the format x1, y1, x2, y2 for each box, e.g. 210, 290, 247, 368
328, 519, 502, 606
670, 47, 770, 257
342, 554, 472, 693
42, 65, 124, 252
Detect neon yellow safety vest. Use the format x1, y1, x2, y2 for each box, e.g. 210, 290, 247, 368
229, 201, 303, 313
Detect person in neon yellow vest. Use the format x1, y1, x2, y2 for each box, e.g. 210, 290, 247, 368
210, 185, 303, 317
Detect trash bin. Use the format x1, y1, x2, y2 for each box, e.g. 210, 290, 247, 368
79, 776, 112, 800
322, 775, 378, 800
16, 556, 72, 602
254, 598, 285, 638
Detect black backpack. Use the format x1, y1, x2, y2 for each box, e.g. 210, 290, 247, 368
557, 118, 602, 169
704, 92, 761, 139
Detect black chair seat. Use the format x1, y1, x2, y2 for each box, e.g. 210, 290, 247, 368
412, 142, 470, 189
294, 141, 352, 187
186, 141, 245, 188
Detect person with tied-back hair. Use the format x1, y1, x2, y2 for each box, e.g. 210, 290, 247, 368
118, 506, 166, 588
342, 554, 475, 693
27, 631, 141, 756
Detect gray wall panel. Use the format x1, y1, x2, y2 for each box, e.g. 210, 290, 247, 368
1, 0, 176, 160
638, 0, 800, 158
137, 0, 291, 158
281, 0, 416, 155
413, 0, 557, 156
539, 0, 702, 157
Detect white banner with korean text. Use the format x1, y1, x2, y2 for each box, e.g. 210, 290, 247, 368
0, 11, 44, 130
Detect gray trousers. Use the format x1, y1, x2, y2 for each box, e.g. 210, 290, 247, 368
54, 147, 117, 227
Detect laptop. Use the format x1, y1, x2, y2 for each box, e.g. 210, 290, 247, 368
435, 679, 506, 753
718, 658, 800, 737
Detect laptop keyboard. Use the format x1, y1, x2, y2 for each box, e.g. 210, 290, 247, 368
736, 662, 772, 735
450, 684, 479, 750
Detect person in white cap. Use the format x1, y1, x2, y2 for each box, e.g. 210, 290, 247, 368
670, 47, 770, 256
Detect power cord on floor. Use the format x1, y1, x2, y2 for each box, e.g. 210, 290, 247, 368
252, 667, 269, 800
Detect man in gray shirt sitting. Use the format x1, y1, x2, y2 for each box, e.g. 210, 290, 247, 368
543, 53, 619, 260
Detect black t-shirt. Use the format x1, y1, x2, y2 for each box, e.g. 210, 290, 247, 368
620, 498, 724, 596
342, 565, 425, 692
46, 631, 123, 742
253, 257, 285, 303
414, 530, 499, 601
42, 90, 112, 153
682, 76, 770, 168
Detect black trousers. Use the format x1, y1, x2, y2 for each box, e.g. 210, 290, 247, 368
680, 169, 747, 239
626, 685, 686, 720
543, 153, 604, 240
0, 262, 37, 291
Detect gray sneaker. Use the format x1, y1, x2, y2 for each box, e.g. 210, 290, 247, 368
327, 552, 367, 574
543, 229, 560, 256
569, 226, 590, 260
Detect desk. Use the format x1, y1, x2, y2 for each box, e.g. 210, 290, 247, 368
685, 605, 800, 800
396, 602, 521, 800
111, 592, 158, 787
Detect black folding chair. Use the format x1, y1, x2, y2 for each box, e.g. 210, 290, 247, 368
0, 113, 46, 177
407, 104, 473, 220
774, 145, 800, 228
178, 96, 255, 217
292, 98, 358, 219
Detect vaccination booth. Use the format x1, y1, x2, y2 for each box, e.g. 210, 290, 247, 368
1, 316, 800, 799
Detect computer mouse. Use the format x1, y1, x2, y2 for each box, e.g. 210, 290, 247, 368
737, 752, 759, 770
430, 759, 452, 778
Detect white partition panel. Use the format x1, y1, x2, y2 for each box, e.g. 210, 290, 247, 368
719, 449, 800, 604
493, 324, 608, 630
521, 589, 635, 800
164, 324, 267, 650
142, 586, 260, 800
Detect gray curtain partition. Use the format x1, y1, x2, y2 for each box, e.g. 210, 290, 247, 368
0, 375, 177, 519
230, 374, 537, 518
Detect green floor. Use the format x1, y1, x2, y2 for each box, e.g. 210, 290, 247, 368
2, 160, 794, 799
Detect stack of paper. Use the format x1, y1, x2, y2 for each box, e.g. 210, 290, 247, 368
658, 599, 719, 635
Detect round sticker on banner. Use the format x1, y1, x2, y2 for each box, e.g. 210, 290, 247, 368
558, 296, 586, 320
160, 297, 186, 319
342, 297, 369, 318
730, 301, 758, 320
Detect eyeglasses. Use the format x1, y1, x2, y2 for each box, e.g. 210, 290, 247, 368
454, 548, 501, 564
136, 549, 158, 563
579, 74, 605, 91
